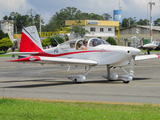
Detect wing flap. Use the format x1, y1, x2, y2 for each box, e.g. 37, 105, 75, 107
40, 57, 97, 65
135, 54, 160, 61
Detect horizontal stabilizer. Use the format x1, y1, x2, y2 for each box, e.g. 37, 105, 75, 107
135, 54, 160, 61
4, 52, 39, 55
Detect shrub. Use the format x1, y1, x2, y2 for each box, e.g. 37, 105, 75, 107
0, 37, 13, 53
106, 37, 117, 45
64, 34, 69, 41
97, 37, 102, 39
41, 37, 51, 47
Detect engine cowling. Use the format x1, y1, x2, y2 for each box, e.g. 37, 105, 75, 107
101, 73, 118, 80
68, 74, 86, 83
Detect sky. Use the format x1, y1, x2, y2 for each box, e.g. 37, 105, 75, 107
0, 0, 160, 25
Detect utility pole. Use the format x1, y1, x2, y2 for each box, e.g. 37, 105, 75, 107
119, 0, 120, 10
39, 14, 41, 37
149, 2, 155, 43
118, 0, 121, 41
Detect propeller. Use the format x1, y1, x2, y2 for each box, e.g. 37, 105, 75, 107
130, 55, 135, 76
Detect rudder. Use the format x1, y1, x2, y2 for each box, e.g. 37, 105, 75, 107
19, 26, 43, 52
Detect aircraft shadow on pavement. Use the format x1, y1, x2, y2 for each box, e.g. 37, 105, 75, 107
133, 78, 151, 80
2, 79, 122, 88
4, 81, 75, 88
0, 79, 57, 83
2, 78, 151, 88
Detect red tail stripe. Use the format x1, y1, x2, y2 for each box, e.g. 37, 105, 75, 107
19, 32, 41, 52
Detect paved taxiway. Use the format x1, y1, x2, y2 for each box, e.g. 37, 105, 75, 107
0, 54, 160, 104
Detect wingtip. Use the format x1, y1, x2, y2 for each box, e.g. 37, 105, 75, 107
156, 54, 160, 58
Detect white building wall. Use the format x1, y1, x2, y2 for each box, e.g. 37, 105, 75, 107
85, 25, 115, 37
69, 25, 116, 39
0, 20, 14, 42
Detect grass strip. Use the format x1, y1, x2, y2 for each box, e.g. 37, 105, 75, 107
0, 50, 18, 57
0, 98, 160, 120
140, 49, 160, 53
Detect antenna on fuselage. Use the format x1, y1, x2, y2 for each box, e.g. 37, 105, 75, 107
52, 36, 59, 45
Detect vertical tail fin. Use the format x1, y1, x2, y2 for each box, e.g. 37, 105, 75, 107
19, 26, 43, 52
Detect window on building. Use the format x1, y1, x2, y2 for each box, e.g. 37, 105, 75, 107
100, 28, 104, 32
108, 28, 112, 31
90, 27, 96, 32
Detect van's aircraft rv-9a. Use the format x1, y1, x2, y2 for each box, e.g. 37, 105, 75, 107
6, 26, 159, 83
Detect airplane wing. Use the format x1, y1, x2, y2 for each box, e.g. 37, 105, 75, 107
135, 54, 160, 61
5, 52, 39, 55
6, 56, 98, 65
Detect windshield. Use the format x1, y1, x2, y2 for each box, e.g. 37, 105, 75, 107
60, 41, 76, 50
89, 38, 110, 47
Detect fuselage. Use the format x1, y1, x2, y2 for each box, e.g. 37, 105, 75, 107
36, 38, 141, 66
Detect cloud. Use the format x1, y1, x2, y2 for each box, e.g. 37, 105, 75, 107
0, 0, 33, 19
1, 0, 160, 24
27, 0, 121, 23
117, 0, 160, 21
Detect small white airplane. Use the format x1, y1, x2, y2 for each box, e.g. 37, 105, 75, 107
5, 26, 160, 83
138, 41, 159, 54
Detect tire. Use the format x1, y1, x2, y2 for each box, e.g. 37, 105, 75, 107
74, 79, 82, 84
123, 81, 129, 84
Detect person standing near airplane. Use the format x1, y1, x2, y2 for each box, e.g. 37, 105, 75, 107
11, 45, 15, 58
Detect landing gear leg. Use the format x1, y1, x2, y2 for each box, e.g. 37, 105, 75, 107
75, 65, 94, 83
68, 65, 95, 83
107, 65, 110, 80
84, 65, 94, 77
119, 67, 133, 84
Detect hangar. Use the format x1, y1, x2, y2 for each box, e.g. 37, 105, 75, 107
115, 25, 160, 40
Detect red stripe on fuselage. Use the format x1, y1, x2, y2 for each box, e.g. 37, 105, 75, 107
34, 50, 113, 57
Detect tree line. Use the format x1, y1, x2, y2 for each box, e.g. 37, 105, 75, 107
3, 7, 160, 34
3, 9, 44, 34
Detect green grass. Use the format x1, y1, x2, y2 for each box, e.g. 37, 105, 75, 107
0, 98, 160, 120
140, 49, 160, 53
0, 50, 18, 57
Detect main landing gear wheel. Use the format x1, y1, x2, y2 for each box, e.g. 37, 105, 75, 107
74, 79, 82, 84
123, 81, 130, 84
